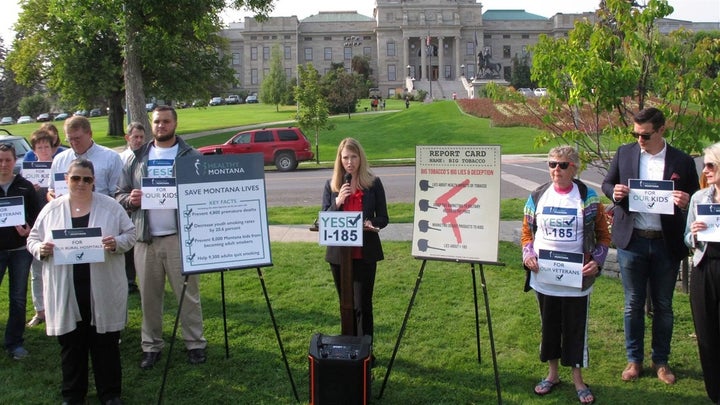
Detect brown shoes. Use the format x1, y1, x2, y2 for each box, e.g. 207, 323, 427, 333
621, 362, 642, 381
653, 363, 676, 385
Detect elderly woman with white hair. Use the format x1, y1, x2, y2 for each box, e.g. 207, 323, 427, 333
684, 142, 720, 404
521, 146, 610, 405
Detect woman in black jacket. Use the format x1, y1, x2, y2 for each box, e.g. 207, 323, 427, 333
322, 138, 388, 339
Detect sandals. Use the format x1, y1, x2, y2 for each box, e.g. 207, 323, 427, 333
27, 314, 44, 327
534, 378, 561, 396
577, 385, 594, 404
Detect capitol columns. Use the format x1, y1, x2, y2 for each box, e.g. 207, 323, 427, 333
455, 35, 462, 78
438, 36, 444, 80
404, 36, 410, 76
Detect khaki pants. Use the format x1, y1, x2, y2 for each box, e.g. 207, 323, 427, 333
135, 234, 206, 352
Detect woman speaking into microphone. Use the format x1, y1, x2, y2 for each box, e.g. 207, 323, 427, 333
321, 138, 389, 343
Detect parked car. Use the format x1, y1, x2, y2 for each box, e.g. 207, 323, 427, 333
74, 110, 88, 117
36, 113, 52, 122
54, 112, 70, 121
225, 95, 242, 104
0, 117, 14, 125
534, 88, 548, 97
245, 95, 259, 104
89, 108, 102, 117
517, 88, 534, 97
17, 116, 34, 124
209, 97, 224, 106
197, 126, 314, 171
145, 102, 157, 112
0, 129, 33, 173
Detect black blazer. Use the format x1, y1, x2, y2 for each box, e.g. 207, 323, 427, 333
322, 177, 389, 265
601, 142, 699, 261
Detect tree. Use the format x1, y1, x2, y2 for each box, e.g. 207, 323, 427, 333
18, 94, 50, 117
530, 0, 720, 173
0, 37, 33, 118
322, 65, 362, 117
260, 44, 288, 111
510, 53, 534, 89
7, 0, 278, 138
295, 63, 333, 164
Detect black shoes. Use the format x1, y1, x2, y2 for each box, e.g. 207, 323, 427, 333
140, 348, 206, 368
104, 398, 123, 405
187, 348, 207, 365
127, 282, 139, 294
140, 351, 161, 370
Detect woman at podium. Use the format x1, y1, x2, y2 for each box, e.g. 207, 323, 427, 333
322, 138, 388, 342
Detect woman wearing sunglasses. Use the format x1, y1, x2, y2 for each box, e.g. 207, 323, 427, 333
27, 158, 136, 405
521, 146, 610, 404
684, 143, 720, 404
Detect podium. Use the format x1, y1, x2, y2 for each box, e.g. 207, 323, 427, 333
308, 334, 372, 405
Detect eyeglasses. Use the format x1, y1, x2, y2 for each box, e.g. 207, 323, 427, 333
630, 131, 655, 140
548, 161, 572, 170
68, 175, 94, 184
704, 162, 717, 171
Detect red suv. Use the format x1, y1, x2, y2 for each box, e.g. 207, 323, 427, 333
197, 127, 314, 171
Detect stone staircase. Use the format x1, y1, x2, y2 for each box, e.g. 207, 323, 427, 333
410, 78, 471, 100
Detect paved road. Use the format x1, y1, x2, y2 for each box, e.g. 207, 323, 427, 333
263, 155, 609, 207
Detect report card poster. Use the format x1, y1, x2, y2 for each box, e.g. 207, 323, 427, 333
412, 145, 501, 263
176, 153, 272, 275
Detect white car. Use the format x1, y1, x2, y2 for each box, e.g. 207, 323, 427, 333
17, 116, 34, 124
534, 88, 548, 97
517, 88, 534, 97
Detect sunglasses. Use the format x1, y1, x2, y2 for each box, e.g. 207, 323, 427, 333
630, 131, 654, 140
548, 161, 572, 170
68, 175, 94, 184
704, 162, 717, 171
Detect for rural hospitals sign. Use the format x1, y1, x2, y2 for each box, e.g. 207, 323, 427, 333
176, 153, 272, 275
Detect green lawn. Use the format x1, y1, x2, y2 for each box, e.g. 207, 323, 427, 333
0, 242, 705, 404
0, 100, 707, 404
2, 100, 551, 162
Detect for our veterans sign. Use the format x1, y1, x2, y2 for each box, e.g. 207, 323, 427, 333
536, 249, 584, 289
696, 203, 720, 242
0, 196, 26, 227
176, 153, 271, 275
628, 179, 674, 214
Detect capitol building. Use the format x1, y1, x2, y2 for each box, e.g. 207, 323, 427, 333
220, 0, 717, 99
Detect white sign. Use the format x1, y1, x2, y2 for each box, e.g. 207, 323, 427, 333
628, 179, 674, 214
51, 227, 104, 265
537, 249, 584, 289
141, 177, 178, 209
696, 203, 720, 242
318, 211, 364, 247
0, 196, 26, 227
176, 154, 272, 274
53, 172, 68, 197
412, 145, 501, 263
22, 161, 51, 187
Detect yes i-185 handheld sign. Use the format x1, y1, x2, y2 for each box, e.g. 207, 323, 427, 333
318, 211, 364, 246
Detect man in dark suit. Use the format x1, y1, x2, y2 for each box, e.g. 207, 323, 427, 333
602, 107, 699, 385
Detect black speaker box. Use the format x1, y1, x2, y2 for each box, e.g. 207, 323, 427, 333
308, 333, 372, 405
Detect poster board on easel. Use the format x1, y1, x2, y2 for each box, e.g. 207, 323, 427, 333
176, 153, 272, 275
411, 145, 501, 263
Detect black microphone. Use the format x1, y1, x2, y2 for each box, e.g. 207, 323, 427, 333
344, 173, 352, 185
